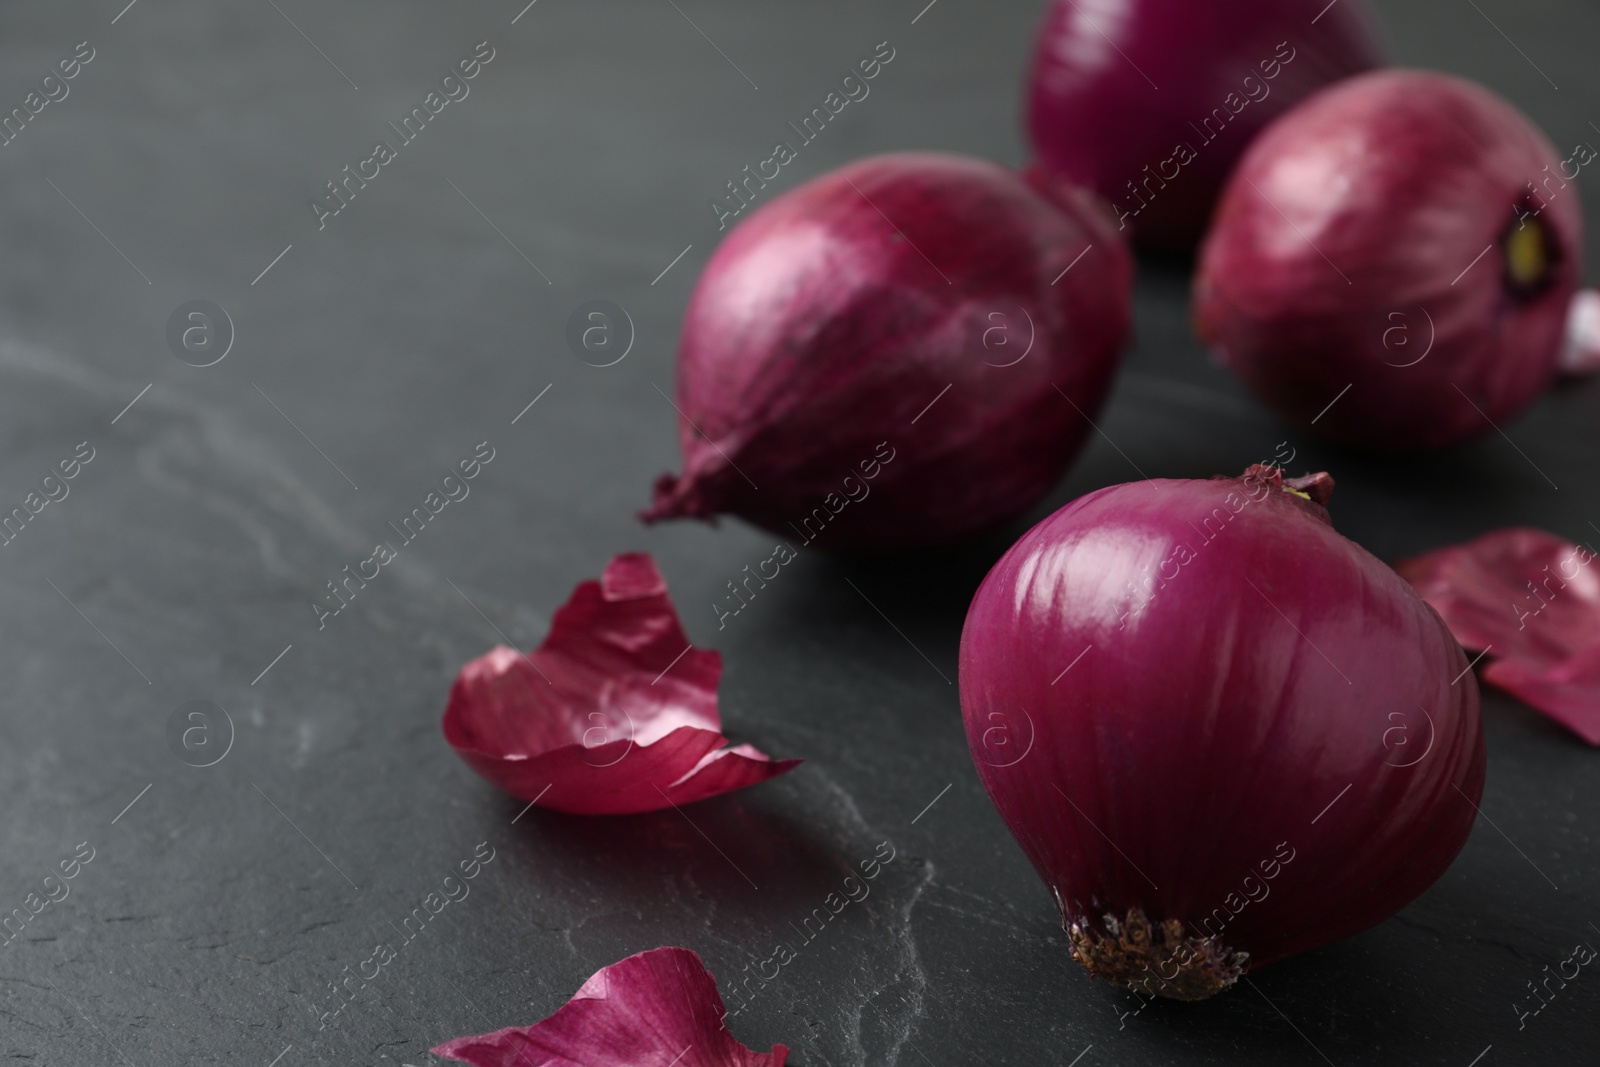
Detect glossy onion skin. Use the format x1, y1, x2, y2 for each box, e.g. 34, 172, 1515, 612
1196, 70, 1583, 449
1025, 0, 1385, 251
960, 472, 1485, 985
643, 153, 1132, 550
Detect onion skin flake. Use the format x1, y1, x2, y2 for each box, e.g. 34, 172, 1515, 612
1399, 526, 1600, 744
442, 553, 799, 815
433, 947, 788, 1067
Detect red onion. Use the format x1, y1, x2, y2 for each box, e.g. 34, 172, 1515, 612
434, 947, 787, 1066
1195, 69, 1586, 449
1398, 527, 1600, 744
1024, 0, 1385, 251
960, 466, 1484, 998
642, 152, 1132, 550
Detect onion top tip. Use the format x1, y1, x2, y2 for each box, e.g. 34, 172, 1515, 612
1067, 907, 1249, 1002
1282, 469, 1336, 507
640, 471, 715, 526
1219, 463, 1336, 514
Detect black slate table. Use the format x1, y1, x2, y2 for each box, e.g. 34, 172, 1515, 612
2, 1, 1596, 1064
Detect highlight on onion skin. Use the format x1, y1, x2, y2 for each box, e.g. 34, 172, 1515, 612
1024, 0, 1385, 252
959, 466, 1485, 999
642, 152, 1132, 551
1195, 69, 1585, 450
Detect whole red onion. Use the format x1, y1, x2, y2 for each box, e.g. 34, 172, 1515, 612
642, 152, 1132, 550
1196, 69, 1585, 449
1025, 0, 1385, 251
960, 466, 1484, 999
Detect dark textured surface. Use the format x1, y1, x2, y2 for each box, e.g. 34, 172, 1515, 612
1, 2, 1596, 1064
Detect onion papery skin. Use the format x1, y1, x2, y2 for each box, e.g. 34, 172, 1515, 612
1398, 527, 1600, 745
433, 947, 787, 1067
1195, 70, 1584, 449
642, 152, 1132, 550
442, 553, 799, 815
1025, 0, 1385, 252
959, 467, 1485, 998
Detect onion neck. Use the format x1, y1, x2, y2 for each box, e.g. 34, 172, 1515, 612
1232, 464, 1335, 523
1282, 470, 1335, 506
1067, 907, 1248, 1001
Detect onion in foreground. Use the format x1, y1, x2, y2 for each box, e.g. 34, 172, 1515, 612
1196, 69, 1585, 449
643, 152, 1132, 550
960, 466, 1484, 998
